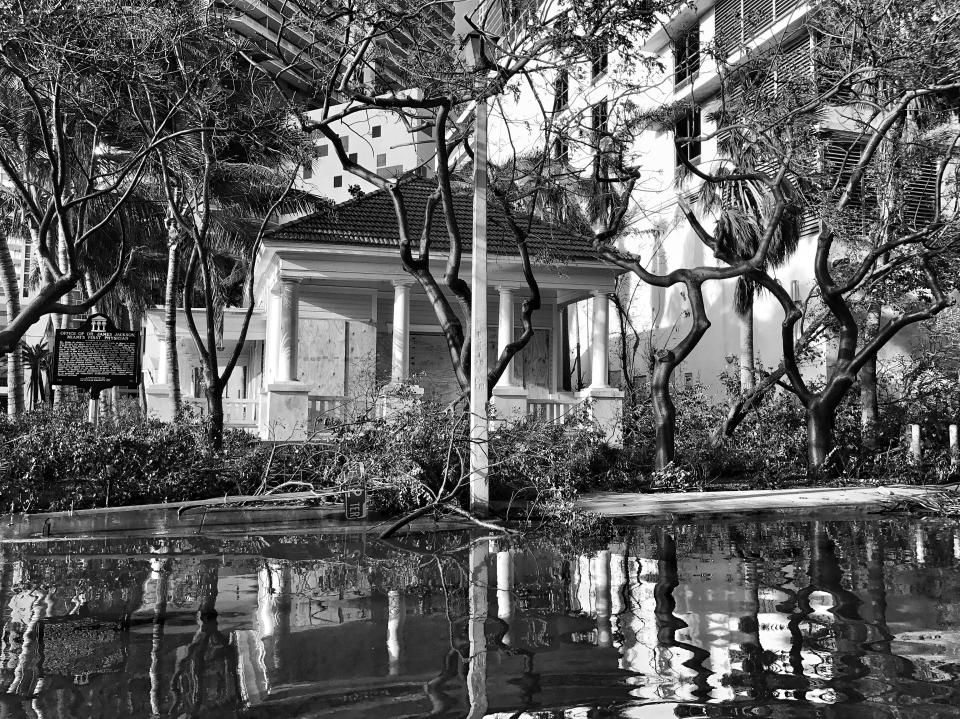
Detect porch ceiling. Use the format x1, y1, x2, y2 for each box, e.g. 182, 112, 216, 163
145, 308, 267, 340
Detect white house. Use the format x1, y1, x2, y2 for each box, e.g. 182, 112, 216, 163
142, 178, 624, 439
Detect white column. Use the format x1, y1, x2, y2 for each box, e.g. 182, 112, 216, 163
594, 550, 612, 648
550, 303, 561, 394
496, 549, 515, 646
590, 290, 609, 389
496, 287, 514, 387
276, 278, 300, 382
390, 280, 411, 384
909, 424, 921, 462
157, 340, 168, 387
265, 290, 282, 384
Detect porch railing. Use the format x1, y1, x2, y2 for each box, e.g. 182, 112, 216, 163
527, 397, 581, 424
183, 397, 258, 427
308, 395, 349, 428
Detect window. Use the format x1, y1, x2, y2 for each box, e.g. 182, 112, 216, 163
333, 175, 343, 188
554, 69, 569, 111
674, 107, 701, 166
591, 42, 608, 80
674, 21, 700, 88
318, 145, 329, 157
684, 372, 693, 388
302, 161, 313, 180
372, 125, 382, 138
376, 153, 387, 167
592, 100, 609, 137
348, 152, 358, 164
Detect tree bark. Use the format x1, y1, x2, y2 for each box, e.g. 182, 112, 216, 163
859, 356, 879, 450
859, 304, 880, 449
651, 353, 677, 470
164, 237, 183, 417
806, 402, 834, 472
205, 383, 224, 451
739, 301, 755, 392
0, 237, 24, 415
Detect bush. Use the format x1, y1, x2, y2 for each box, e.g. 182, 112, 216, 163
0, 401, 267, 512
619, 370, 959, 492
310, 397, 631, 519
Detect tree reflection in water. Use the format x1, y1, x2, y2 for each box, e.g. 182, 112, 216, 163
0, 518, 959, 718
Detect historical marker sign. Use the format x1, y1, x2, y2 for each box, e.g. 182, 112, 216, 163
52, 314, 141, 390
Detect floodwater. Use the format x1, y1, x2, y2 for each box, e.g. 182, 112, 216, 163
1, 517, 960, 718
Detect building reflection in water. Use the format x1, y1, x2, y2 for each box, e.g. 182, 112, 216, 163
0, 519, 959, 717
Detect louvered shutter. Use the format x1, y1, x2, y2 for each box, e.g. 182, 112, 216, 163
901, 162, 938, 227
742, 0, 774, 39
821, 139, 879, 234
715, 0, 741, 58
774, 0, 803, 20
777, 33, 812, 91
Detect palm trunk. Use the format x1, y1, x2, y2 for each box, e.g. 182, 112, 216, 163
651, 354, 677, 470
165, 240, 183, 416
0, 237, 25, 415
739, 301, 755, 393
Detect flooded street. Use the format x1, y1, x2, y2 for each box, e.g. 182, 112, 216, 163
1, 517, 959, 718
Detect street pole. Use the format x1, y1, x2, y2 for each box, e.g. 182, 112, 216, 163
470, 92, 489, 517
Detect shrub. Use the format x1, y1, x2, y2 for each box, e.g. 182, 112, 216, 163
0, 401, 267, 512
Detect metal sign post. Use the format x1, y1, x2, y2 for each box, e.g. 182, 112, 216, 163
88, 387, 101, 428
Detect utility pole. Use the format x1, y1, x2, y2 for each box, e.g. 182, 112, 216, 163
464, 27, 490, 517
470, 91, 489, 517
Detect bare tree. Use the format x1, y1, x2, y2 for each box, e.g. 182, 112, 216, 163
0, 1, 208, 355
697, 0, 960, 469
132, 15, 315, 449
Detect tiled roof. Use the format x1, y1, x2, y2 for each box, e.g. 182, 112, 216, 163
268, 178, 598, 261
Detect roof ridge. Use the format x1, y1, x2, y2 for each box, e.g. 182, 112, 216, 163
269, 176, 436, 237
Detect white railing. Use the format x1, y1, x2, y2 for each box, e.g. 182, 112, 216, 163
308, 395, 349, 428
183, 397, 258, 427
527, 397, 581, 424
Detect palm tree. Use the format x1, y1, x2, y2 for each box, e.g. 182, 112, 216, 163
693, 164, 803, 392
20, 341, 48, 410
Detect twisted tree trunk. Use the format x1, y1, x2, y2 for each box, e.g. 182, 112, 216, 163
806, 401, 835, 472
651, 351, 678, 470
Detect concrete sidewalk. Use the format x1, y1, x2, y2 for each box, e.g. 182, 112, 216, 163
576, 484, 944, 520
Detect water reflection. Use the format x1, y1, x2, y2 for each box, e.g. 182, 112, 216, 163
0, 518, 959, 717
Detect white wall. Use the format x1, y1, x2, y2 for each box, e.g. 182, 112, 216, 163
298, 92, 436, 203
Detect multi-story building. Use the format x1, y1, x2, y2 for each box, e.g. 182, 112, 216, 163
489, 0, 946, 398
